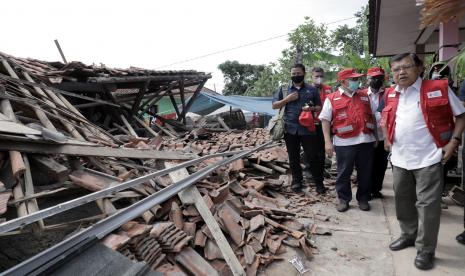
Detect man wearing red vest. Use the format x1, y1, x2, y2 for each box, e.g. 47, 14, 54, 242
381, 53, 465, 270
319, 68, 376, 212
311, 67, 333, 177
311, 67, 333, 107
360, 67, 389, 199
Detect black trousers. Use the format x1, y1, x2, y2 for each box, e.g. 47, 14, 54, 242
371, 140, 389, 194
335, 142, 374, 203
284, 132, 324, 188
303, 125, 326, 172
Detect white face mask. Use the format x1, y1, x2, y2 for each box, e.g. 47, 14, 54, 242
314, 77, 324, 85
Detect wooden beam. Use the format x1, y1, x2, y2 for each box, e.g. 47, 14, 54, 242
23, 155, 45, 234
167, 90, 182, 119
165, 162, 246, 276
120, 115, 138, 137
0, 140, 196, 160
181, 79, 207, 121
179, 77, 186, 124
132, 115, 159, 138
131, 81, 150, 115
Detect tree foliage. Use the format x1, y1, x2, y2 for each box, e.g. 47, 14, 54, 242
220, 5, 392, 97
218, 60, 265, 95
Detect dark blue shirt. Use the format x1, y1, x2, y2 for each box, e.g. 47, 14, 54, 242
459, 80, 465, 101
272, 82, 321, 135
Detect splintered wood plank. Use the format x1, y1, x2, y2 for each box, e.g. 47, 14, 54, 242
0, 140, 195, 160
165, 162, 245, 276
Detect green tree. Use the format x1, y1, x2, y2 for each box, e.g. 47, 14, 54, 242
218, 60, 265, 95
245, 64, 281, 97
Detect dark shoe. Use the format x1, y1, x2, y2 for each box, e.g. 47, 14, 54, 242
414, 251, 434, 270
316, 186, 327, 195
389, 237, 415, 251
291, 184, 303, 193
371, 192, 384, 199
456, 230, 465, 245
336, 200, 349, 212
358, 201, 370, 211
303, 171, 313, 180
323, 169, 332, 178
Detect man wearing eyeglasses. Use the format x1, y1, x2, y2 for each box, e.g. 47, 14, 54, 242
381, 53, 465, 270
319, 68, 377, 213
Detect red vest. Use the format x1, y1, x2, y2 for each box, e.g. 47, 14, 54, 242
328, 90, 375, 138
315, 84, 333, 123
319, 84, 333, 104
380, 79, 454, 147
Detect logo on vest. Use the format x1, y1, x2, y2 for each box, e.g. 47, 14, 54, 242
360, 96, 369, 101
427, 90, 442, 99
388, 93, 396, 98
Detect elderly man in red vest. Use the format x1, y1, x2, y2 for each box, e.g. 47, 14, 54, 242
319, 68, 377, 213
381, 53, 465, 270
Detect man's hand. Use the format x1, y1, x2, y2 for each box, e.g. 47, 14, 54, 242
384, 140, 392, 152
302, 105, 310, 111
325, 140, 334, 157
442, 139, 460, 163
284, 92, 299, 103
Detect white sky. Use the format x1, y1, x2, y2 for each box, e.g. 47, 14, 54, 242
1, 0, 367, 91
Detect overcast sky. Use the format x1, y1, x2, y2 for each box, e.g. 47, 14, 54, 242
1, 0, 367, 91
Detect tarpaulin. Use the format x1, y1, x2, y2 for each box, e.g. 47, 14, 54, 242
188, 90, 277, 116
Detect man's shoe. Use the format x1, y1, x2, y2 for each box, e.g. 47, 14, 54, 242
291, 184, 303, 193
389, 237, 415, 251
336, 200, 349, 212
371, 192, 384, 199
456, 230, 465, 245
358, 201, 370, 211
316, 186, 327, 195
323, 169, 332, 178
414, 251, 434, 270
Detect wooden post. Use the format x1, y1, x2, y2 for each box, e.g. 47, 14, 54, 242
23, 155, 45, 234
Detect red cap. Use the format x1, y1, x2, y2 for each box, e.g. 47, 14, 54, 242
337, 68, 365, 81
367, 67, 385, 77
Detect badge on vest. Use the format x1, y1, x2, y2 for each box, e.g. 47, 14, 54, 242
334, 97, 341, 101
325, 89, 331, 93
336, 112, 348, 120
427, 90, 442, 99
360, 96, 369, 101
388, 93, 396, 98
337, 125, 353, 133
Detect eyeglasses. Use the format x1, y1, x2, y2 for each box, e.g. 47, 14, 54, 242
391, 64, 417, 74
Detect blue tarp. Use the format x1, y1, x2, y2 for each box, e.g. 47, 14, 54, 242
188, 91, 277, 116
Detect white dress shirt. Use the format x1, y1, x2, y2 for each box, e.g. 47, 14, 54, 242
391, 77, 465, 170
367, 87, 385, 140
319, 87, 376, 146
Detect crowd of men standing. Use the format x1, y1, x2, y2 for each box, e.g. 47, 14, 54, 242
272, 53, 465, 270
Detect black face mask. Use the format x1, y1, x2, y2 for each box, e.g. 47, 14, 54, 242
369, 78, 384, 90
291, 75, 305, 84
